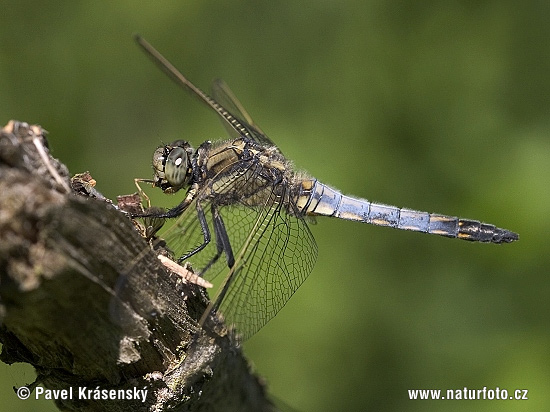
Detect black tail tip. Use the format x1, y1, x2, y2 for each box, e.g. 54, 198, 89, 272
496, 229, 519, 244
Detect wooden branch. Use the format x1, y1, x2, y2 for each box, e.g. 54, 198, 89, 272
0, 120, 275, 411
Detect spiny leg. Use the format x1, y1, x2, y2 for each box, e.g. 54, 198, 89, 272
177, 200, 212, 263
134, 177, 155, 209
200, 205, 236, 274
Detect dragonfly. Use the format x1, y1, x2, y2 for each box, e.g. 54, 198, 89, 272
132, 36, 518, 341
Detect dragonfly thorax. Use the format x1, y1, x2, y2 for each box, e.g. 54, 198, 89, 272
152, 140, 194, 193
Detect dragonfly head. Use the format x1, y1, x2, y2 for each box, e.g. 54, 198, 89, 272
152, 140, 194, 193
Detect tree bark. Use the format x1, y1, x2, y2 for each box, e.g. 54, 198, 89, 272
0, 120, 275, 411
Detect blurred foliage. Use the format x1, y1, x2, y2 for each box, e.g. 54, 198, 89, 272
1, 1, 548, 411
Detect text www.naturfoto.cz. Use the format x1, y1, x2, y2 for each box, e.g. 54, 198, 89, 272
408, 387, 528, 401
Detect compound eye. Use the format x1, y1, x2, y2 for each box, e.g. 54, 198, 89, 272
164, 147, 190, 188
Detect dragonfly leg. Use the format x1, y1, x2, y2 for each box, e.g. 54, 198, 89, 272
212, 206, 235, 267
208, 206, 236, 268
177, 200, 211, 263
195, 206, 236, 276
134, 178, 155, 209
136, 184, 198, 219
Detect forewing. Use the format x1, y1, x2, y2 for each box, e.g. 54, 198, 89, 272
211, 79, 277, 149
159, 160, 275, 278
135, 36, 279, 151
159, 169, 317, 340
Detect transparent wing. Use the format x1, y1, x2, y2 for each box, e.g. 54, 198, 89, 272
211, 79, 277, 149
159, 167, 317, 340
212, 186, 317, 340
136, 36, 277, 150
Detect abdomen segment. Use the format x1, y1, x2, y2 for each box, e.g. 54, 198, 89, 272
296, 179, 518, 244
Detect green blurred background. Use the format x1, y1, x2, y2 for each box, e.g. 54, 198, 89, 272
1, 1, 548, 411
